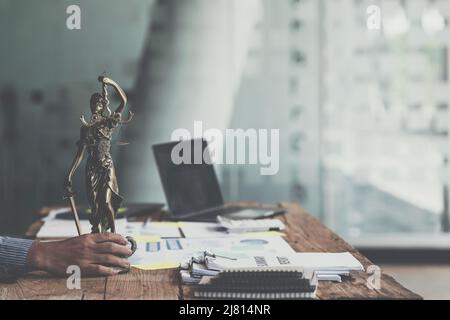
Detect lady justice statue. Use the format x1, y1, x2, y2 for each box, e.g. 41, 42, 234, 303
64, 76, 136, 257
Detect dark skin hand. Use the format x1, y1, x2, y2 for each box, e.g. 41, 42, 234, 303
26, 233, 133, 276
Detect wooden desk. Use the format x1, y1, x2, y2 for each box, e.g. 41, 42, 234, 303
1, 203, 421, 300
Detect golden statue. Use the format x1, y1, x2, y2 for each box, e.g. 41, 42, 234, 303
64, 76, 136, 256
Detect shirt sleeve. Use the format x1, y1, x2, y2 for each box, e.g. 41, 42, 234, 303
0, 237, 34, 283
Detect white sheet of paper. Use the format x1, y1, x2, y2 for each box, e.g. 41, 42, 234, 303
139, 222, 182, 238
116, 221, 144, 236
38, 218, 128, 238
179, 222, 226, 238
292, 252, 364, 272
37, 219, 92, 238
129, 235, 295, 270
42, 207, 71, 222
205, 251, 301, 271
316, 274, 342, 282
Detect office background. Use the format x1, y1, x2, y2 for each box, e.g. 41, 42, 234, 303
1, 0, 449, 298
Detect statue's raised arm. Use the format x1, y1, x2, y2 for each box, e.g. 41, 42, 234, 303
98, 76, 133, 124
98, 76, 127, 114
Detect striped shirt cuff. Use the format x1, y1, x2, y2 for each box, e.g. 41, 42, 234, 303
0, 237, 34, 282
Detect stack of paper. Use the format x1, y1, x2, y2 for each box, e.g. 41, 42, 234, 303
180, 250, 300, 285
190, 262, 219, 277
205, 253, 295, 271
292, 252, 364, 282
180, 270, 200, 284
181, 251, 364, 284
217, 216, 285, 233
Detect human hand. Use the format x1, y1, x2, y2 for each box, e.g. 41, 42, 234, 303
27, 233, 133, 276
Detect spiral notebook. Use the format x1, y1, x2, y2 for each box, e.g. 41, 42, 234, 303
193, 269, 317, 300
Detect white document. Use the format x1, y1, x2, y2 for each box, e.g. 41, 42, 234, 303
179, 222, 227, 238
42, 207, 71, 222
37, 219, 92, 238
292, 252, 364, 272
139, 222, 182, 238
316, 274, 342, 282
180, 270, 201, 284
129, 235, 295, 270
179, 222, 285, 238
205, 251, 300, 271
217, 216, 285, 233
38, 218, 130, 238
115, 221, 145, 236
313, 270, 350, 276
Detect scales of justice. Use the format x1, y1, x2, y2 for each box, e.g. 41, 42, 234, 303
64, 76, 137, 273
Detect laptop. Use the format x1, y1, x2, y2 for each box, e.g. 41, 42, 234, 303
152, 139, 285, 222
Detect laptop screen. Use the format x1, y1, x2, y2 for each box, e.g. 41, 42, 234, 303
152, 139, 224, 216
